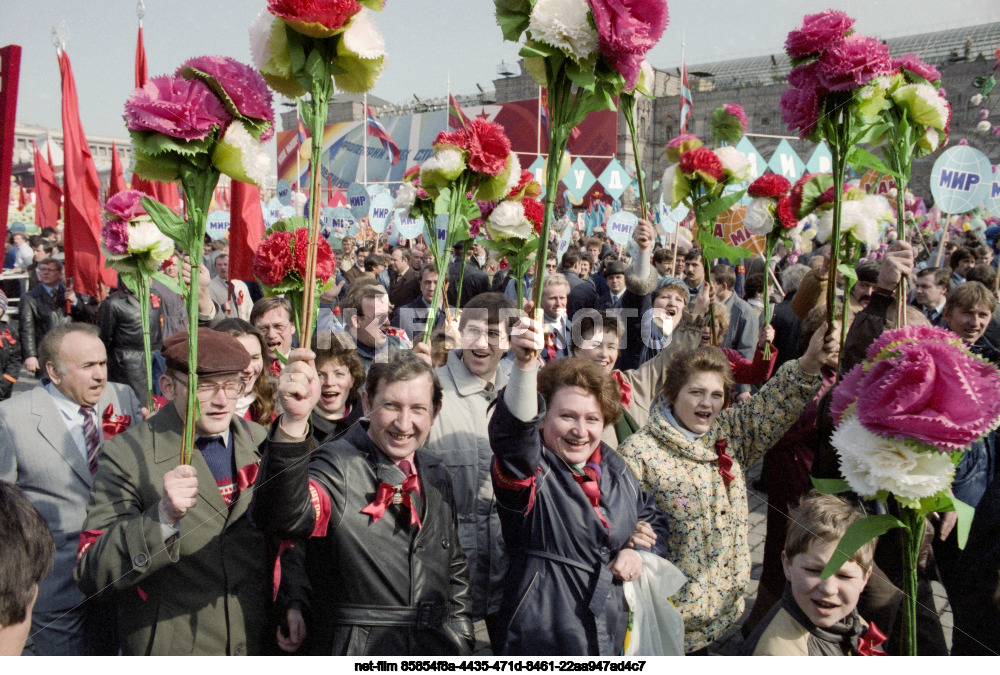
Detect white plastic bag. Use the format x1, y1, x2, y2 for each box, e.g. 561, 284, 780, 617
622, 551, 687, 656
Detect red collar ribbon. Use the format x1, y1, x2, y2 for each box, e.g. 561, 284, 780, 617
546, 331, 557, 361
2, 329, 15, 345
101, 405, 131, 441
611, 371, 632, 407
236, 290, 244, 306
360, 474, 422, 529
857, 622, 888, 656
571, 446, 609, 531
269, 360, 283, 378
715, 439, 735, 485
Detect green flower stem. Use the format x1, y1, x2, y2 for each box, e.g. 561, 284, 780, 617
839, 242, 860, 374
136, 272, 154, 412
620, 91, 648, 218
825, 110, 851, 355
455, 239, 470, 312
901, 506, 924, 656
299, 90, 331, 347
423, 174, 471, 343
178, 168, 220, 466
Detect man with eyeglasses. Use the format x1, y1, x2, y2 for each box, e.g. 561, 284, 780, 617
251, 297, 296, 373
424, 293, 515, 653
75, 327, 319, 655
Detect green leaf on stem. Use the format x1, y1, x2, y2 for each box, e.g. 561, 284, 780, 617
304, 49, 329, 95
151, 271, 183, 295
918, 493, 974, 550
697, 190, 745, 224
696, 228, 751, 263
810, 476, 853, 494
494, 0, 533, 41
837, 264, 858, 282
847, 147, 900, 180
566, 60, 597, 92
518, 40, 556, 60
141, 197, 191, 252
821, 514, 906, 579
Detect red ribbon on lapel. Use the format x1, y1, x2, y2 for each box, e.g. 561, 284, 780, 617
76, 529, 106, 560
273, 539, 294, 601
715, 439, 735, 485
611, 370, 632, 407
101, 404, 131, 440
236, 463, 259, 491
857, 621, 888, 655
2, 329, 16, 345
236, 290, 244, 306
150, 294, 161, 309
360, 474, 422, 529
269, 359, 283, 378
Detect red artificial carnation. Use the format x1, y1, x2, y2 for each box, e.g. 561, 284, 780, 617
402, 165, 420, 181
507, 169, 541, 199
433, 129, 468, 150
788, 172, 818, 218
268, 0, 361, 37
679, 147, 724, 183
253, 230, 294, 286
776, 195, 797, 229
464, 118, 512, 176
522, 197, 544, 235
293, 228, 335, 283
747, 173, 791, 198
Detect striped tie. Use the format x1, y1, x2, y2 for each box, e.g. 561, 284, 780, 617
81, 406, 101, 475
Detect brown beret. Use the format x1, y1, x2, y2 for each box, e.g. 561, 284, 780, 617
162, 327, 250, 376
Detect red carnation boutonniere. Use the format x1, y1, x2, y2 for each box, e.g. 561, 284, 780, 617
102, 404, 132, 440
150, 294, 161, 309
236, 463, 259, 491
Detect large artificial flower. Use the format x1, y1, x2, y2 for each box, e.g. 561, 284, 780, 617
527, 0, 599, 63
476, 153, 522, 201
784, 9, 854, 59
780, 85, 821, 139
891, 83, 950, 130
127, 221, 174, 261
293, 228, 335, 282
101, 220, 130, 257
679, 147, 724, 185
743, 197, 777, 236
775, 195, 797, 229
832, 414, 957, 508
420, 149, 467, 188
250, 8, 306, 98
589, 0, 669, 89
176, 56, 276, 141
253, 230, 295, 286
103, 189, 149, 224
125, 76, 230, 141
815, 195, 888, 245
715, 146, 751, 181
332, 9, 388, 94
394, 181, 417, 210
487, 199, 533, 240
268, 0, 364, 38
865, 324, 963, 363
786, 61, 823, 91
711, 104, 747, 144
817, 34, 892, 92
665, 133, 702, 163
892, 54, 941, 84
507, 169, 542, 200
212, 121, 272, 186
522, 196, 544, 235
747, 173, 791, 198
788, 172, 822, 218
464, 118, 512, 176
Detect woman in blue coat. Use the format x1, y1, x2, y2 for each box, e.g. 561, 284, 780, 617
488, 316, 670, 655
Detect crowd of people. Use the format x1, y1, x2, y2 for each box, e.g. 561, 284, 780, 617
1, 207, 999, 657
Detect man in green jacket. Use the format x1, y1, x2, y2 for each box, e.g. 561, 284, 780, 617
74, 328, 319, 655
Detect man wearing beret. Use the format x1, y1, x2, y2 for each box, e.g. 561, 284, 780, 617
74, 327, 320, 655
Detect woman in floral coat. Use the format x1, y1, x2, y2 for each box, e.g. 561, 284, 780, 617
618, 323, 838, 654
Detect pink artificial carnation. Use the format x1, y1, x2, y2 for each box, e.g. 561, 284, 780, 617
784, 9, 855, 59
724, 104, 748, 133
786, 61, 823, 90
589, 0, 669, 90
891, 54, 941, 83
817, 34, 893, 92
100, 220, 130, 255
830, 362, 865, 425
780, 86, 821, 139
747, 173, 791, 198
176, 56, 275, 141
103, 189, 148, 224
125, 76, 231, 140
464, 118, 512, 177
865, 324, 960, 362
434, 129, 468, 150
855, 340, 1000, 450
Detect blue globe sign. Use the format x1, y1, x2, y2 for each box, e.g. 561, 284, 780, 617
930, 145, 992, 214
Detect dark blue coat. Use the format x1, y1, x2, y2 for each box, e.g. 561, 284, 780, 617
488, 391, 669, 656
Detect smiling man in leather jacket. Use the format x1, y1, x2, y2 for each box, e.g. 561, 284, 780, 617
251, 351, 474, 656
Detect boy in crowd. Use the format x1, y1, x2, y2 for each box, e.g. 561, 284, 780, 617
743, 492, 884, 656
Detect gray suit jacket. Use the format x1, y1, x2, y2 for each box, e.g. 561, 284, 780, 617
0, 382, 142, 613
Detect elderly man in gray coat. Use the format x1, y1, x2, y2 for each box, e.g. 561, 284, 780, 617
0, 323, 142, 655
424, 292, 515, 653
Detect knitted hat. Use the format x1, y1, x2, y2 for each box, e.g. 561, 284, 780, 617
161, 327, 250, 376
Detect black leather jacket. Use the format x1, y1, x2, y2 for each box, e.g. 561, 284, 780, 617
251, 422, 474, 656
97, 288, 163, 400
19, 283, 94, 361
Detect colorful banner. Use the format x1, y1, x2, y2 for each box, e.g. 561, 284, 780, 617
714, 205, 765, 254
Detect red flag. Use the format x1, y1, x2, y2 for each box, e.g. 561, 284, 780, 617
107, 141, 127, 200
326, 173, 334, 205
17, 182, 27, 211
129, 24, 182, 213
228, 180, 265, 282
59, 50, 115, 296
33, 141, 62, 231
0, 46, 21, 246
448, 94, 471, 129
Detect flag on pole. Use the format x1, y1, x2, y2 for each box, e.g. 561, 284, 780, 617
135, 26, 147, 88
228, 180, 265, 282
448, 94, 471, 129
107, 141, 127, 200
0, 45, 21, 245
59, 49, 115, 296
33, 140, 62, 231
679, 60, 693, 134
365, 106, 400, 165
297, 117, 309, 144
17, 181, 27, 211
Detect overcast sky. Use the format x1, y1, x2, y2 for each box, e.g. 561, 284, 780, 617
3, 0, 997, 140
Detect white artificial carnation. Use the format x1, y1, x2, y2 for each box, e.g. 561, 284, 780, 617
743, 197, 777, 236
715, 146, 751, 181
127, 220, 173, 262
971, 93, 984, 106
341, 9, 386, 60
423, 148, 464, 175
213, 121, 270, 186
528, 0, 599, 63
660, 164, 676, 206
632, 60, 655, 97
292, 190, 308, 216
248, 8, 275, 71
832, 415, 956, 508
394, 182, 417, 210
891, 83, 949, 130
502, 152, 523, 196
488, 200, 532, 240
814, 208, 834, 243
